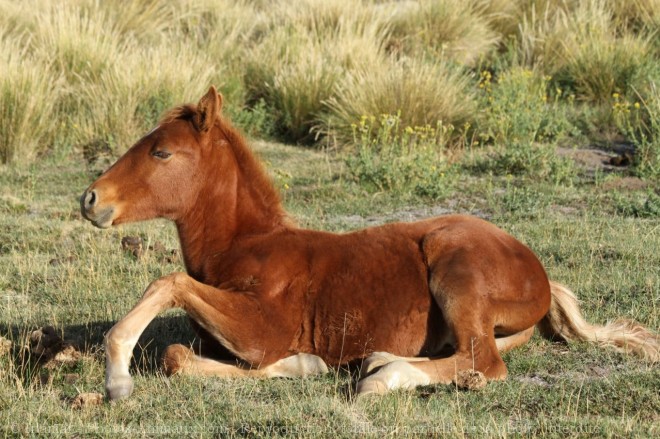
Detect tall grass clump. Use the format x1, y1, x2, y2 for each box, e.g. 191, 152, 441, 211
387, 0, 500, 66
243, 9, 388, 143
557, 33, 652, 104
243, 28, 343, 143
268, 0, 356, 34
93, 0, 188, 43
181, 0, 265, 76
75, 41, 214, 151
0, 42, 62, 164
325, 58, 475, 147
510, 0, 652, 102
607, 0, 660, 31
31, 4, 125, 84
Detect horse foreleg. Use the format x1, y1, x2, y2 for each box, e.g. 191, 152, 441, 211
104, 273, 190, 400
104, 272, 266, 400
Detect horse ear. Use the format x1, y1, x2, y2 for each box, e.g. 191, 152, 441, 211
194, 86, 223, 133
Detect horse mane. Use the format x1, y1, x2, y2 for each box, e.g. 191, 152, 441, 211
160, 104, 295, 227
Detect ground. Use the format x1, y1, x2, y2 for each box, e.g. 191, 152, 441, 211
0, 141, 658, 438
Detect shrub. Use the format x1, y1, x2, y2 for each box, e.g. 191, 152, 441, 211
479, 68, 575, 145
345, 113, 456, 199
474, 67, 576, 180
613, 81, 660, 179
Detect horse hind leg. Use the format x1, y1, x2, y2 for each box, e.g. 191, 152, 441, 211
356, 332, 506, 395
357, 275, 507, 396
163, 344, 328, 378
495, 327, 535, 353
359, 352, 430, 379
358, 232, 511, 396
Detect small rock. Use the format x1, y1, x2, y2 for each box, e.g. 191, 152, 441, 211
518, 374, 552, 388
71, 392, 104, 409
149, 241, 166, 254
609, 151, 633, 167
29, 326, 62, 357
49, 256, 77, 266
454, 369, 487, 391
40, 371, 53, 386
0, 336, 12, 357
46, 345, 82, 369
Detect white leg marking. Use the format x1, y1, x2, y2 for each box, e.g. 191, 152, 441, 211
357, 360, 431, 396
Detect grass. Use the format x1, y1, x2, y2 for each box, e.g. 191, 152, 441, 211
1, 0, 659, 436
1, 139, 658, 437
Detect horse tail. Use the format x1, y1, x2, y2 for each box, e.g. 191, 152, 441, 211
536, 281, 659, 362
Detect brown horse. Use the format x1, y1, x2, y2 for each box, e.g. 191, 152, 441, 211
81, 87, 659, 400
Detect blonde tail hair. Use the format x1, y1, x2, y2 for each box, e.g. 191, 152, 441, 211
537, 281, 659, 362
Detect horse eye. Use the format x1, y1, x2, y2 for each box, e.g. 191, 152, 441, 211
151, 150, 172, 160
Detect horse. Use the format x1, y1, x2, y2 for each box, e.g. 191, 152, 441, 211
81, 87, 659, 400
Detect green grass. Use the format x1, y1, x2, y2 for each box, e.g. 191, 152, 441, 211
1, 141, 658, 437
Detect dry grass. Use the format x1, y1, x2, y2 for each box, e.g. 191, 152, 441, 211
386, 0, 501, 66
0, 40, 62, 163
325, 58, 476, 147
1, 0, 659, 177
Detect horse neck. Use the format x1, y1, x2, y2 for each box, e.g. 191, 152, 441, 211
175, 125, 289, 280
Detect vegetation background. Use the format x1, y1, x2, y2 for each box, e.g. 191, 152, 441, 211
0, 0, 658, 437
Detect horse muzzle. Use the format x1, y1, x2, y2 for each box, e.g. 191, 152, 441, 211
80, 188, 115, 229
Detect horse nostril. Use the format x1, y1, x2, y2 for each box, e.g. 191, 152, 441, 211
84, 190, 97, 209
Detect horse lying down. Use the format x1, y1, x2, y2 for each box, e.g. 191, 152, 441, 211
81, 87, 659, 400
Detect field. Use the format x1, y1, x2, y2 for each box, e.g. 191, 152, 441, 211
1, 0, 659, 438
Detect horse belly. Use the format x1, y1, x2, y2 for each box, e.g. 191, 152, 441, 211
301, 240, 446, 366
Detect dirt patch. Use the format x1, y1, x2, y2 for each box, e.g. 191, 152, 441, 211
121, 236, 144, 258
330, 205, 489, 229
517, 374, 552, 388
64, 373, 80, 385
121, 236, 180, 263
557, 145, 638, 176
49, 255, 77, 266
601, 177, 648, 191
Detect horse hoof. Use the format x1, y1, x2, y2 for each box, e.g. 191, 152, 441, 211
359, 352, 399, 378
294, 353, 329, 377
356, 376, 389, 396
357, 360, 431, 396
162, 344, 195, 376
106, 375, 134, 401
